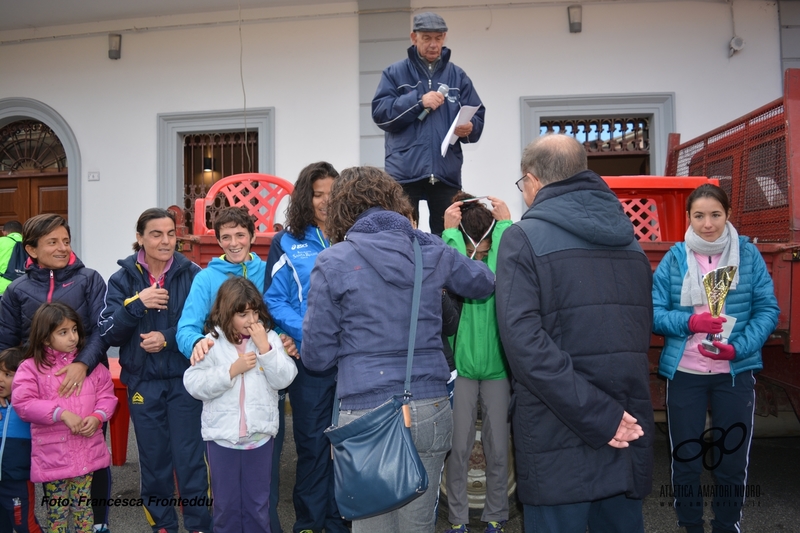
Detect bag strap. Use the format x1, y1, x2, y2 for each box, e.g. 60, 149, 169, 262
404, 237, 422, 398
331, 237, 423, 427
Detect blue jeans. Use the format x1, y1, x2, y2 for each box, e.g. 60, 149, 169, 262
524, 494, 644, 533
338, 396, 453, 533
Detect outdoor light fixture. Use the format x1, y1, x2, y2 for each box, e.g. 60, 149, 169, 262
203, 157, 213, 172
568, 5, 582, 33
108, 34, 121, 59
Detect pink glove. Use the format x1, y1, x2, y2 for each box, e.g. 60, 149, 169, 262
689, 312, 725, 334
698, 341, 735, 361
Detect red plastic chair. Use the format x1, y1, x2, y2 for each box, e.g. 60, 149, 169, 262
193, 173, 294, 235
602, 176, 717, 242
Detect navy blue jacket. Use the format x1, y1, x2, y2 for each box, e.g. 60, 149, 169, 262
372, 46, 484, 188
99, 253, 200, 388
301, 209, 494, 410
496, 170, 654, 506
0, 254, 108, 370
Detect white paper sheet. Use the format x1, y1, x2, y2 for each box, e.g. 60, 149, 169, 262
441, 105, 480, 157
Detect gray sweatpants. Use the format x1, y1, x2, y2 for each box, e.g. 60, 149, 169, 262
445, 376, 511, 524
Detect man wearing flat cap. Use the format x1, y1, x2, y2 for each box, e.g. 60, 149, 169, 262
372, 12, 485, 235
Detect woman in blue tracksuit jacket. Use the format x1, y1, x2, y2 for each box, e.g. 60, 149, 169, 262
264, 161, 347, 533
99, 208, 212, 533
652, 184, 779, 533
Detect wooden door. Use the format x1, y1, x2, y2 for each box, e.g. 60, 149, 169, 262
0, 177, 31, 226
0, 120, 69, 227
0, 175, 68, 227
30, 176, 68, 221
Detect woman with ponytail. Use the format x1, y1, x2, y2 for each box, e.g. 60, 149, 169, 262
652, 184, 779, 533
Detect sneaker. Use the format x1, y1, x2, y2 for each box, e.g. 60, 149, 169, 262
93, 526, 110, 533
445, 525, 470, 533
485, 521, 506, 533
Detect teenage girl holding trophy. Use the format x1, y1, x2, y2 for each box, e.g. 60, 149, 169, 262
652, 183, 779, 533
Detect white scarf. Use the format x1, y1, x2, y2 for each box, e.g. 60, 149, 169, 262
680, 221, 740, 307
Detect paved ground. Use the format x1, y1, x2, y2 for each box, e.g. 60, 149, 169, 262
30, 414, 800, 533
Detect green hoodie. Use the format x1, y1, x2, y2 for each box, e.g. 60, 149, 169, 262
442, 220, 510, 380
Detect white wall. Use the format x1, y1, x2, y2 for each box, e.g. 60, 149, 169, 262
414, 0, 782, 220
0, 3, 361, 279
0, 0, 782, 278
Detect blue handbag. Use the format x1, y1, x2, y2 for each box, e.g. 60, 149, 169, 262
324, 237, 429, 521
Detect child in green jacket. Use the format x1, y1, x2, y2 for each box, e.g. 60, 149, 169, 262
442, 193, 512, 533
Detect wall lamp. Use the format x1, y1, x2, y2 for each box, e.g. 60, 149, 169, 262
203, 157, 214, 172
568, 5, 582, 33
108, 34, 122, 60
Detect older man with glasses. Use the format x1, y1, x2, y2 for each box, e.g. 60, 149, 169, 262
496, 134, 655, 533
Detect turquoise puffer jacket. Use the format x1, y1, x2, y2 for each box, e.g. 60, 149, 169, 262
652, 237, 779, 380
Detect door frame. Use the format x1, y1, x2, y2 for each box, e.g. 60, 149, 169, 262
0, 98, 82, 256
157, 108, 275, 208
520, 93, 676, 176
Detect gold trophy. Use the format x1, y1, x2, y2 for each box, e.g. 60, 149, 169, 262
701, 266, 738, 354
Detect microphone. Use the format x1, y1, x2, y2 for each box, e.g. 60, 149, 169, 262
417, 84, 450, 121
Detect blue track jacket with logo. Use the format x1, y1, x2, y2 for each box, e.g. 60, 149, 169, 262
265, 226, 329, 353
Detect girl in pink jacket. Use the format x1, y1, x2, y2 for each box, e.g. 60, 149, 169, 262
13, 302, 118, 533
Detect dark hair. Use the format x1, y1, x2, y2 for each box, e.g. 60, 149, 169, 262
205, 276, 274, 345
0, 346, 26, 374
133, 208, 176, 251
452, 192, 494, 243
22, 214, 71, 251
325, 166, 414, 244
3, 220, 22, 234
26, 302, 85, 371
286, 162, 339, 239
213, 207, 256, 241
686, 183, 731, 214
521, 134, 588, 185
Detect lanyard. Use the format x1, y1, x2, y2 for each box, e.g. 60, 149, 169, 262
460, 220, 494, 259
315, 227, 329, 249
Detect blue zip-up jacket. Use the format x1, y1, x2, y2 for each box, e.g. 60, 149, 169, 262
301, 209, 495, 410
372, 46, 485, 189
176, 253, 267, 358
0, 254, 108, 370
0, 402, 33, 481
652, 238, 779, 380
265, 226, 328, 352
99, 252, 200, 388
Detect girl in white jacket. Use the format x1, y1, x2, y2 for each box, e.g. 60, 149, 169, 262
184, 277, 297, 533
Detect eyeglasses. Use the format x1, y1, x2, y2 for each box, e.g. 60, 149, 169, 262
516, 174, 529, 192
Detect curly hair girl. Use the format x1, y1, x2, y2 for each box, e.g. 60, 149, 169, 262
285, 162, 339, 239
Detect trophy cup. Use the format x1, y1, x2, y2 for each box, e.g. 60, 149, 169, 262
700, 265, 738, 354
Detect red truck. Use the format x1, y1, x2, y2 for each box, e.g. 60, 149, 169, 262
661, 69, 800, 434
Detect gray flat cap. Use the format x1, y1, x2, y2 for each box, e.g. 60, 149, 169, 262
413, 12, 448, 33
